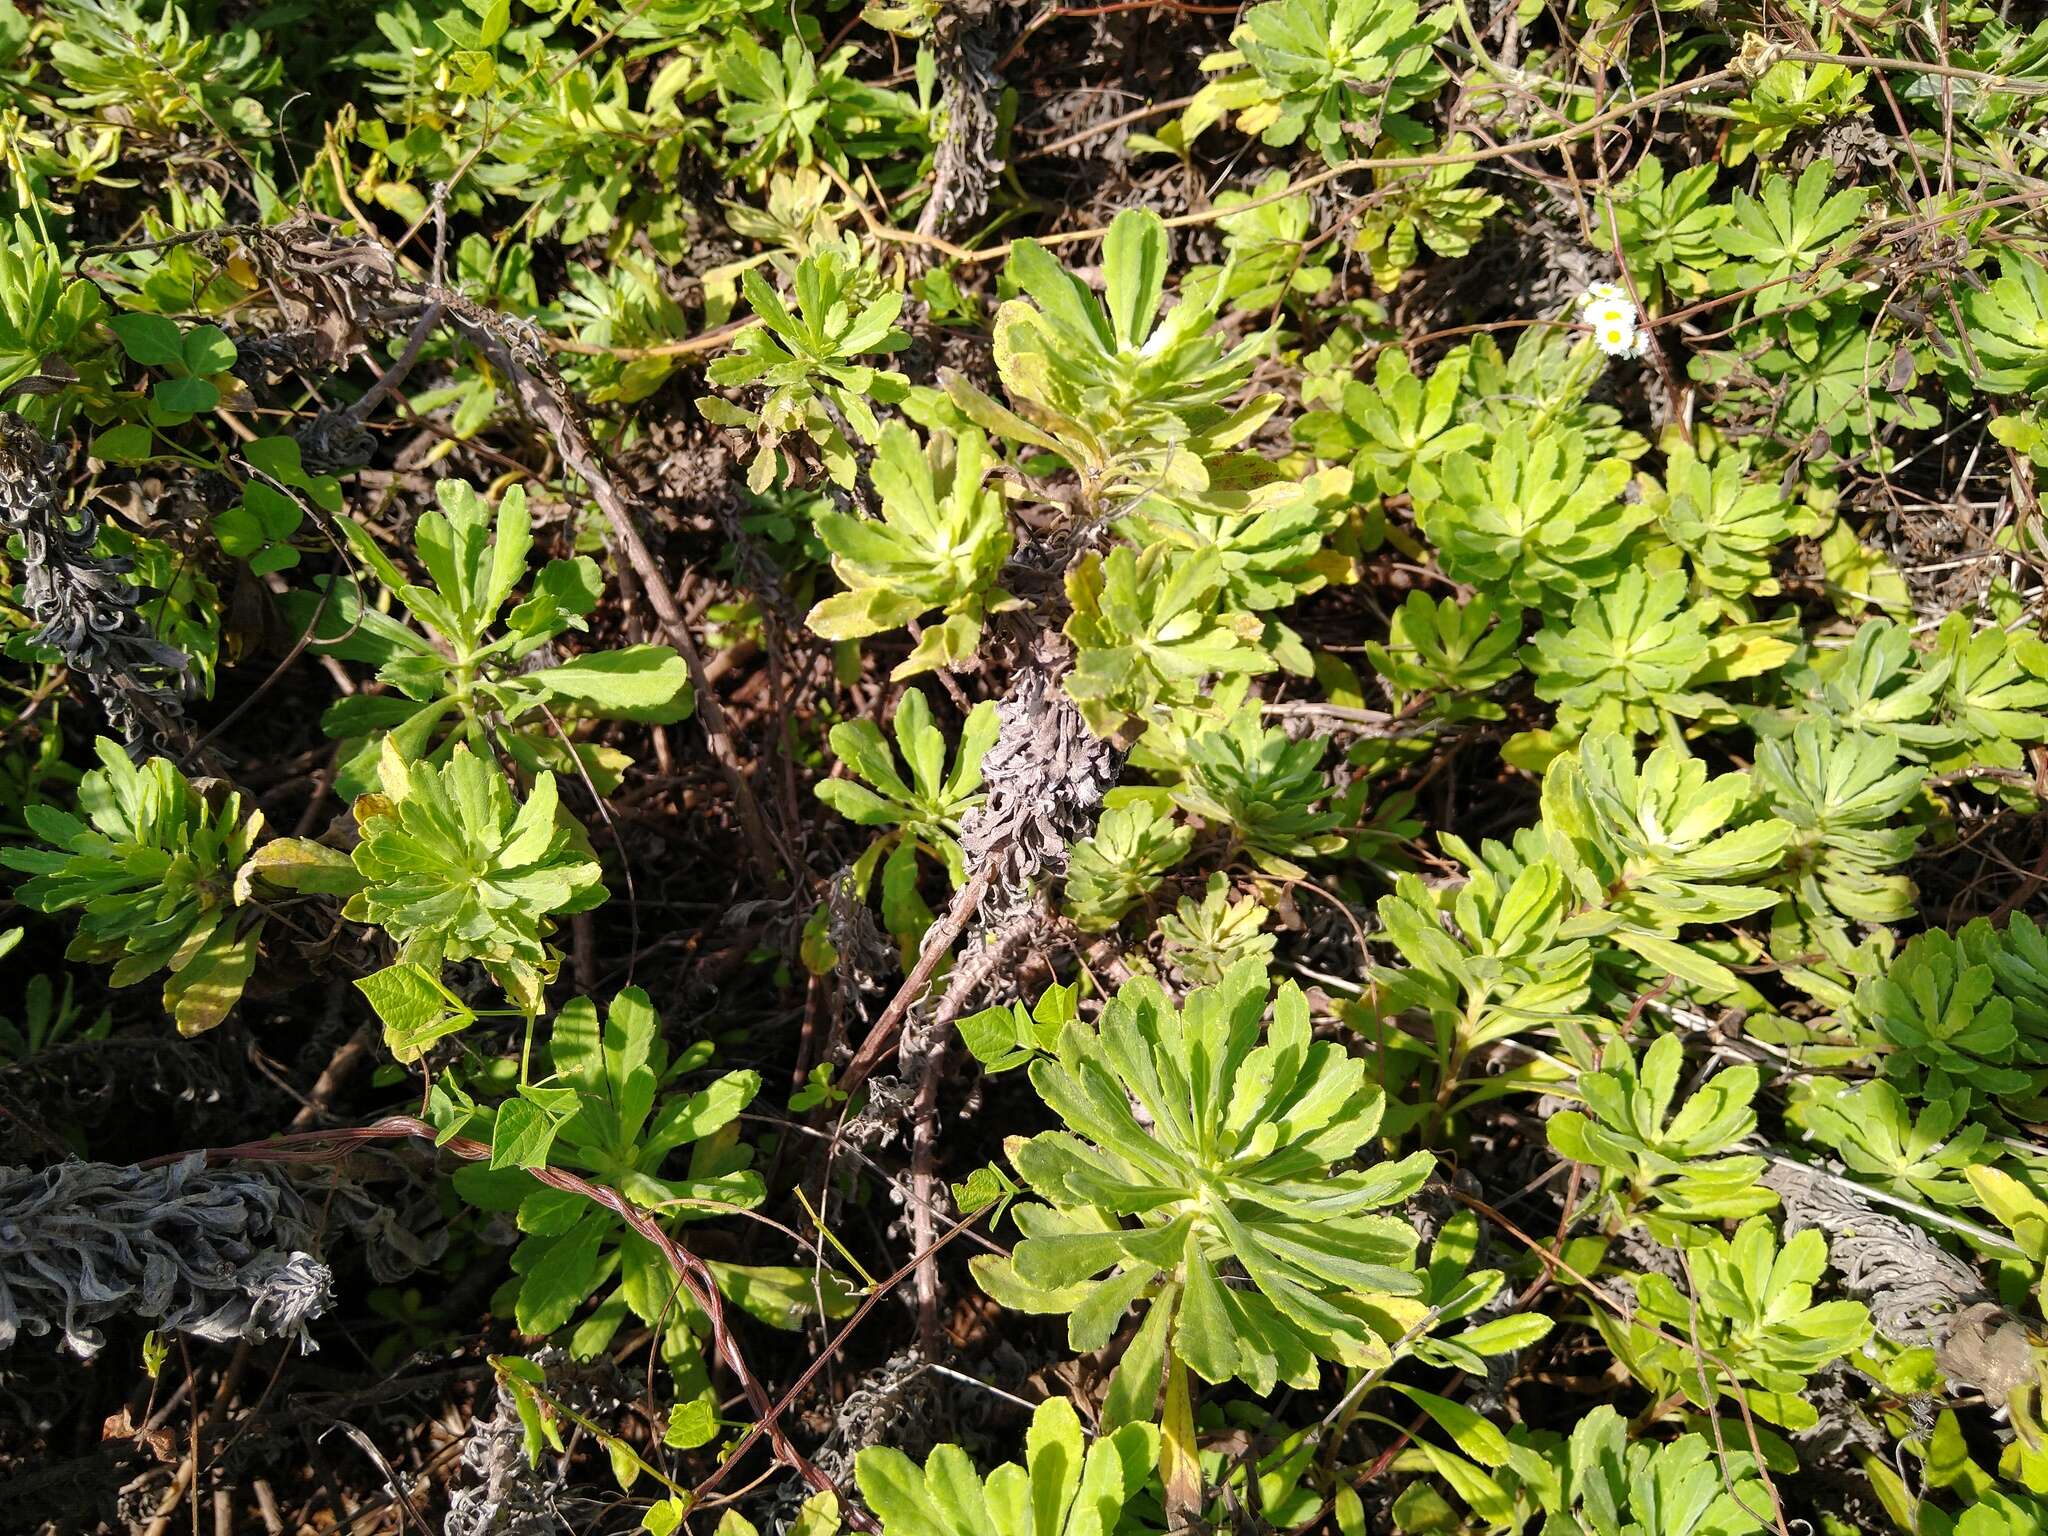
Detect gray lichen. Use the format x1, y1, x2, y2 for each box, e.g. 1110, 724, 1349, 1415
916, 4, 1011, 242
0, 1154, 332, 1359
957, 661, 1122, 927
442, 1382, 570, 1536
0, 415, 191, 749
1763, 1157, 1988, 1351
828, 863, 894, 1018
444, 1348, 621, 1536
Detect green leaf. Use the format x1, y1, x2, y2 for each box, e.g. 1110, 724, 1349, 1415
491, 1095, 563, 1171
109, 312, 183, 367
665, 1397, 718, 1450
1101, 1282, 1172, 1432
165, 923, 258, 1037
153, 374, 218, 414
91, 422, 155, 464
181, 325, 237, 375
522, 647, 694, 721
1391, 1384, 1512, 1468
475, 0, 510, 47
357, 963, 477, 1064
235, 837, 363, 898
514, 1213, 608, 1333
1103, 208, 1168, 351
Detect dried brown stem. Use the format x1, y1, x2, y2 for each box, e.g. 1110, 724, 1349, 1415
838, 862, 996, 1098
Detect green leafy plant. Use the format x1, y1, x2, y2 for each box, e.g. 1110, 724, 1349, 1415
1965, 912, 2048, 1045
1925, 612, 2048, 778
1692, 306, 1937, 447
3, 739, 267, 1035
1753, 723, 1924, 933
561, 257, 698, 405
1453, 327, 1645, 458
1062, 544, 1273, 742
814, 690, 998, 947
0, 958, 110, 1063
957, 980, 1077, 1076
1541, 736, 1792, 994
1204, 172, 1335, 311
1723, 61, 1867, 167
702, 238, 911, 491
1163, 705, 1341, 877
1523, 567, 1716, 738
1364, 591, 1522, 721
1112, 471, 1350, 675
802, 423, 1013, 677
0, 215, 106, 411
1547, 1032, 1776, 1237
1853, 927, 2041, 1110
469, 62, 701, 254
856, 1396, 1157, 1536
1958, 249, 2048, 398
1407, 1210, 1555, 1373
1422, 427, 1643, 606
972, 962, 1432, 1394
450, 987, 842, 1404
714, 32, 921, 184
47, 0, 281, 142
1793, 1079, 1986, 1206
1791, 618, 1949, 743
100, 310, 240, 431
347, 742, 608, 1013
1351, 139, 1503, 291
1157, 871, 1277, 985
949, 209, 1278, 504
1195, 0, 1451, 163
210, 437, 341, 575
1617, 1216, 1871, 1430
1294, 346, 1481, 510
1060, 800, 1194, 933
1653, 441, 1802, 602
1598, 157, 1728, 311
1374, 835, 1591, 1111
1715, 160, 1868, 315
1546, 1406, 1769, 1536
298, 479, 691, 797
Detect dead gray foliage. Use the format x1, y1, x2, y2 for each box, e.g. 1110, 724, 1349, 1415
443, 1348, 623, 1536
916, 3, 1014, 241
0, 1153, 332, 1359
958, 660, 1122, 928
0, 415, 191, 750
1763, 1157, 1992, 1354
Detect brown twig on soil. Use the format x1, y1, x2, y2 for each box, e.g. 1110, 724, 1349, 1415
685, 1200, 996, 1513
837, 863, 997, 1099
1016, 94, 1198, 161
343, 302, 443, 423
139, 1340, 252, 1536
907, 908, 1048, 1358
286, 1019, 377, 1132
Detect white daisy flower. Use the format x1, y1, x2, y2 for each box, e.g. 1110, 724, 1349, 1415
1577, 282, 1647, 360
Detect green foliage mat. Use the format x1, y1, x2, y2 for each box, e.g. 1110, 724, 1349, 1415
5, 0, 2048, 1531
